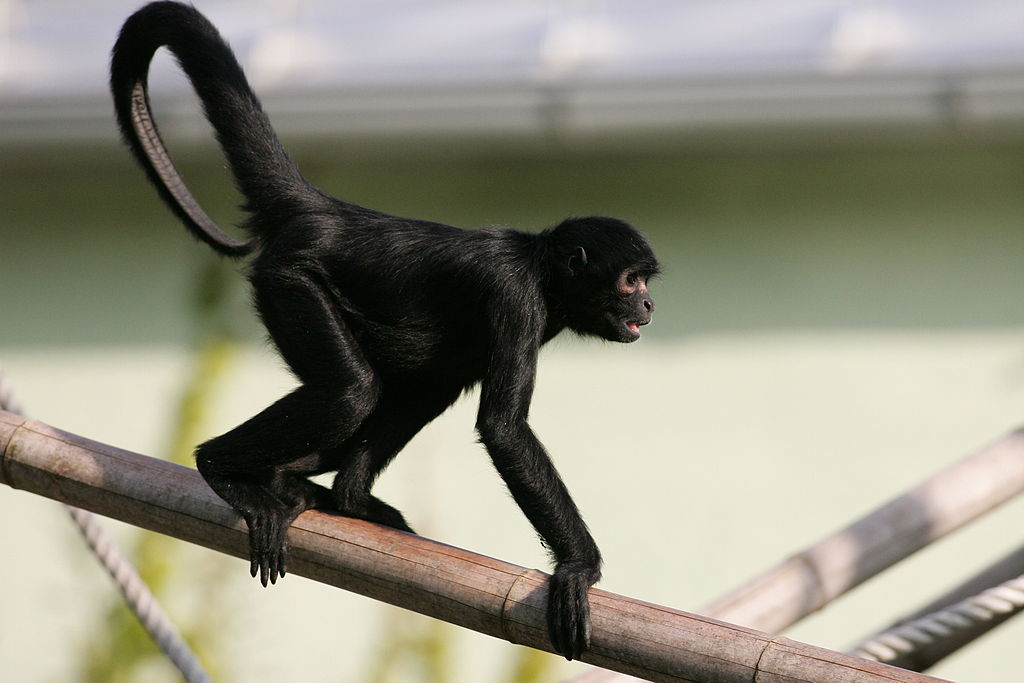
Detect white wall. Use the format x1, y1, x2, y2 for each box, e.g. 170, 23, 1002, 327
3, 329, 1023, 681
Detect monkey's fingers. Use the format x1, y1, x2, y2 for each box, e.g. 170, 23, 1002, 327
547, 570, 593, 661
548, 590, 582, 660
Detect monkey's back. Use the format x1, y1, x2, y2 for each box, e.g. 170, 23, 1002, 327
252, 203, 547, 386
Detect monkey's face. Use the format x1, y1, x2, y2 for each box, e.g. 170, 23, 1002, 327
547, 216, 660, 343
602, 269, 655, 343
564, 266, 656, 343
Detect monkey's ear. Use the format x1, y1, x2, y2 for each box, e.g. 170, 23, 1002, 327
568, 247, 588, 274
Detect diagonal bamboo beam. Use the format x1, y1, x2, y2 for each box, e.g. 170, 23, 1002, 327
700, 428, 1024, 633
0, 410, 945, 683
571, 428, 1024, 682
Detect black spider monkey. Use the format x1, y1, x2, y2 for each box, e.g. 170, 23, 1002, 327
111, 1, 658, 661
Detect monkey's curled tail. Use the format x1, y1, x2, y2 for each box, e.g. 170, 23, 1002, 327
111, 1, 315, 257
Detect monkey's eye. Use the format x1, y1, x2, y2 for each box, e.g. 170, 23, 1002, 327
625, 273, 638, 286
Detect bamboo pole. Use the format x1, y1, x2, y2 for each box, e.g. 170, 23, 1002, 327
700, 429, 1024, 633
0, 410, 944, 683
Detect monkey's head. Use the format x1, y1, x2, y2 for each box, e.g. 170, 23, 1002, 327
546, 217, 660, 343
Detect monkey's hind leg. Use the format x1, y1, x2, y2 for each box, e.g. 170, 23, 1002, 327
201, 269, 382, 584
328, 383, 461, 533
196, 386, 350, 586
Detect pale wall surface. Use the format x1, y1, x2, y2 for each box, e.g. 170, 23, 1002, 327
2, 142, 1023, 681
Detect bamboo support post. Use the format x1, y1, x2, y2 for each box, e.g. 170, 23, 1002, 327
0, 410, 945, 683
700, 428, 1024, 633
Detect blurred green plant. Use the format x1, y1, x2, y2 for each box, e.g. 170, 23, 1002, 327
362, 604, 558, 682
505, 646, 558, 683
79, 256, 241, 682
364, 610, 453, 683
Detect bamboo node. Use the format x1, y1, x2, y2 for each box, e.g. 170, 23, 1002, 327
501, 568, 539, 645
0, 416, 30, 488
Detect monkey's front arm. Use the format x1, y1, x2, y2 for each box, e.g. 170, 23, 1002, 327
474, 307, 602, 660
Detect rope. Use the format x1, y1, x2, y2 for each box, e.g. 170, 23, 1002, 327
850, 574, 1024, 664
0, 368, 212, 683
0, 367, 25, 416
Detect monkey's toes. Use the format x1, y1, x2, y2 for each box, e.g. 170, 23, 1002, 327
245, 513, 290, 586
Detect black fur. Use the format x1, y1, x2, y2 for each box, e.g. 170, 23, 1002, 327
111, 1, 659, 661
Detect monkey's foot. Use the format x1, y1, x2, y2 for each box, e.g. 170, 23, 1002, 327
330, 489, 416, 534
363, 496, 416, 533
244, 509, 293, 587
547, 563, 600, 661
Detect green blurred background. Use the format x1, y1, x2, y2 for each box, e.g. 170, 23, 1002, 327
3, 2, 1024, 681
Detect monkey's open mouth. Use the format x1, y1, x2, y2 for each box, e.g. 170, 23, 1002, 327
625, 320, 649, 336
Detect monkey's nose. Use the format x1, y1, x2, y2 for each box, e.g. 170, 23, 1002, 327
643, 298, 654, 312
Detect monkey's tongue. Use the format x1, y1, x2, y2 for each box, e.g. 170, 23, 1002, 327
626, 322, 641, 334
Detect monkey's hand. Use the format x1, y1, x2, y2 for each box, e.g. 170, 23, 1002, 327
547, 561, 601, 661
